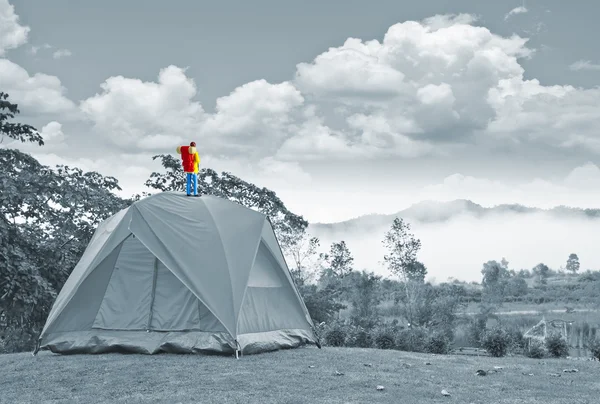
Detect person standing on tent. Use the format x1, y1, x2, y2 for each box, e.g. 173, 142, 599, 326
176, 141, 200, 196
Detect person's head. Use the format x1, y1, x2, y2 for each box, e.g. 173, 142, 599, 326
190, 141, 196, 147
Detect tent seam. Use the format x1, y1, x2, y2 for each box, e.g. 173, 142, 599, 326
235, 216, 267, 336
129, 203, 235, 342
199, 198, 238, 337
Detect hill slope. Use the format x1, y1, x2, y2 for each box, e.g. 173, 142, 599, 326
1, 348, 597, 403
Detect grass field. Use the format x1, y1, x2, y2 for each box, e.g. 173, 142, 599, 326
1, 347, 599, 404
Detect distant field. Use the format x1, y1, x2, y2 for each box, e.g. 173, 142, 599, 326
1, 347, 599, 403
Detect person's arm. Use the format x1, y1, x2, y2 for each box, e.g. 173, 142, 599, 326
176, 146, 182, 154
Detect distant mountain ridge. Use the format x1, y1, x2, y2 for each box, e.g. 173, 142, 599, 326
310, 200, 600, 232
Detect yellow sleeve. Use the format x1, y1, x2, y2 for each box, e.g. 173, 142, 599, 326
195, 152, 200, 164
176, 146, 182, 154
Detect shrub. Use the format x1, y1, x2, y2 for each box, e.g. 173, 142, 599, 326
588, 338, 600, 361
506, 328, 525, 354
324, 326, 347, 347
525, 339, 546, 359
347, 326, 373, 348
396, 328, 428, 353
481, 327, 511, 357
467, 318, 487, 347
427, 332, 451, 354
0, 327, 38, 354
545, 333, 569, 358
374, 328, 396, 350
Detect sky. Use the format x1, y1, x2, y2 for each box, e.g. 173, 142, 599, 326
2, 0, 600, 224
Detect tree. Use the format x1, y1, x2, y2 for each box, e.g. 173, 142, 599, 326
480, 259, 510, 315
382, 217, 425, 325
287, 233, 320, 286
0, 92, 131, 351
382, 217, 423, 282
346, 271, 382, 328
566, 253, 580, 274
505, 276, 528, 298
144, 154, 308, 255
320, 240, 354, 281
0, 92, 43, 145
532, 263, 550, 287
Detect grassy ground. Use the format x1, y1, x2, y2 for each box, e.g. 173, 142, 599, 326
1, 347, 599, 404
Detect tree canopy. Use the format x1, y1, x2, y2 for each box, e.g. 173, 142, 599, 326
144, 154, 309, 254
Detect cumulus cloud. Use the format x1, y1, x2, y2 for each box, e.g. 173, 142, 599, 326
292, 14, 542, 150
80, 65, 205, 151
504, 6, 528, 21
569, 60, 600, 72
202, 79, 304, 156
0, 0, 29, 56
70, 13, 600, 169
0, 59, 78, 116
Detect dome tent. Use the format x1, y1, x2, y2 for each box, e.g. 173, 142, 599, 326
34, 192, 320, 356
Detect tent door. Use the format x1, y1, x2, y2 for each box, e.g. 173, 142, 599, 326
146, 258, 160, 330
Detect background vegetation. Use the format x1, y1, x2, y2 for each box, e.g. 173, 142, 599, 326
1, 92, 599, 361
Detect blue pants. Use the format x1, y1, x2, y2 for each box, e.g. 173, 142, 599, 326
186, 173, 198, 196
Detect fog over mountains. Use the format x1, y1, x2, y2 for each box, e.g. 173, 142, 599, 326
308, 200, 600, 283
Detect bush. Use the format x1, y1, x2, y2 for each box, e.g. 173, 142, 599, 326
427, 332, 451, 354
481, 327, 511, 357
525, 339, 546, 359
374, 328, 396, 350
588, 338, 600, 361
0, 327, 37, 354
505, 328, 525, 354
396, 328, 428, 353
545, 333, 569, 358
324, 327, 347, 347
347, 326, 373, 348
467, 318, 487, 347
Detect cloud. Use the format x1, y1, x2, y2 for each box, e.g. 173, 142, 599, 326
4, 121, 68, 154
311, 208, 600, 282
40, 121, 66, 144
202, 79, 304, 156
52, 49, 72, 59
504, 6, 528, 21
291, 13, 539, 151
29, 43, 51, 55
80, 65, 206, 151
0, 59, 78, 116
67, 13, 600, 169
0, 0, 29, 56
569, 60, 600, 72
416, 162, 600, 209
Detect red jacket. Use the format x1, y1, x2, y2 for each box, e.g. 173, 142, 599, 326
177, 145, 200, 173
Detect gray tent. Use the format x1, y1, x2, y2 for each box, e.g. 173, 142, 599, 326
35, 192, 319, 356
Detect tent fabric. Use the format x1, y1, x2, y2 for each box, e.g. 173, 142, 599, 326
37, 192, 318, 355
40, 328, 315, 355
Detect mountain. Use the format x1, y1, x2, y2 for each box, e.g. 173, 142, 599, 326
310, 199, 600, 230
307, 200, 600, 282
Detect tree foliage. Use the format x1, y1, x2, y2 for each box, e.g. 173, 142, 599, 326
382, 217, 423, 281
144, 154, 308, 254
0, 92, 131, 345
320, 240, 354, 283
0, 92, 43, 145
345, 271, 382, 328
287, 233, 320, 286
566, 253, 580, 274
533, 262, 550, 287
